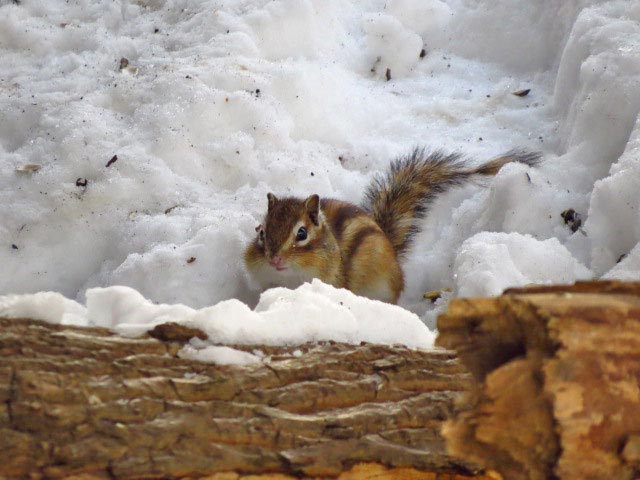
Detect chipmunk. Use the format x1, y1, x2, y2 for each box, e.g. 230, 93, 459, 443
244, 148, 540, 303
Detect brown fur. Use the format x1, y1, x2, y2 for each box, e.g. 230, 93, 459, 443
245, 149, 540, 303
245, 196, 403, 302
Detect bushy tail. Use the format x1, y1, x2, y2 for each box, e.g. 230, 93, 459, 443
362, 148, 541, 257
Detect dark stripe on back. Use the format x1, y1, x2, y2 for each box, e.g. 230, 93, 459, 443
343, 226, 380, 283
330, 203, 365, 239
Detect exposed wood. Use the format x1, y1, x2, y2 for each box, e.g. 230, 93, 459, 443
0, 317, 484, 480
197, 463, 499, 479
437, 280, 640, 480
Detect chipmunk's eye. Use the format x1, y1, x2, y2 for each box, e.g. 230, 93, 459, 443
296, 226, 307, 241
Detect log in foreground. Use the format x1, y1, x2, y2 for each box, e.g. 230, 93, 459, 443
0, 317, 486, 479
437, 280, 640, 480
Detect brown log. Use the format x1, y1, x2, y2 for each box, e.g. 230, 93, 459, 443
0, 317, 486, 480
437, 280, 640, 480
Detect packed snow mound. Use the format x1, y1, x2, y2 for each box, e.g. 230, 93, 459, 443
588, 118, 640, 276
0, 291, 87, 326
603, 244, 640, 282
1, 0, 639, 333
0, 279, 436, 358
453, 232, 592, 298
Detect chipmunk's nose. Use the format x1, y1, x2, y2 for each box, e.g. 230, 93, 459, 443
269, 255, 287, 271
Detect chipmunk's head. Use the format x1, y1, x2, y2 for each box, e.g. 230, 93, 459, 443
246, 193, 327, 278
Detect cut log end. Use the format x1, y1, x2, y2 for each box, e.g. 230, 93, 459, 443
437, 281, 640, 480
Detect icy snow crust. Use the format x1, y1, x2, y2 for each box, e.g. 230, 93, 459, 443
1, 0, 640, 354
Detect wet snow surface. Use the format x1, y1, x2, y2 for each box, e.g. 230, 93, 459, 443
1, 0, 639, 356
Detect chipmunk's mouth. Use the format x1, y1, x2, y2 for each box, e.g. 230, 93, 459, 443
269, 256, 288, 271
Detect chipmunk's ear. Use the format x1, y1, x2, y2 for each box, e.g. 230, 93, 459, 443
267, 192, 277, 210
255, 224, 265, 246
304, 194, 320, 226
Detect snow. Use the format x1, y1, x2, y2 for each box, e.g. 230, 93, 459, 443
0, 291, 87, 326
0, 279, 436, 363
1, 0, 640, 358
179, 344, 263, 366
453, 232, 592, 298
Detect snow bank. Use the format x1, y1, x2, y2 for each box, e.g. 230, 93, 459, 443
0, 280, 435, 363
0, 291, 87, 326
1, 0, 639, 341
445, 1, 604, 73
402, 1, 640, 317
603, 244, 640, 282
552, 2, 640, 189
453, 232, 591, 298
587, 110, 640, 276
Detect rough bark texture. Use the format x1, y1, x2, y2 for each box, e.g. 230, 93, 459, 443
437, 280, 640, 480
0, 318, 484, 480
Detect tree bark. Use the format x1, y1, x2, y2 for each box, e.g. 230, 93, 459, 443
437, 280, 640, 480
0, 317, 483, 480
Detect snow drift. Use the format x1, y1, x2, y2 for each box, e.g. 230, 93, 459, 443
1, 0, 639, 352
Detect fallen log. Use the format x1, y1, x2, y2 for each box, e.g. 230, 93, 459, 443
437, 280, 640, 480
0, 317, 484, 480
